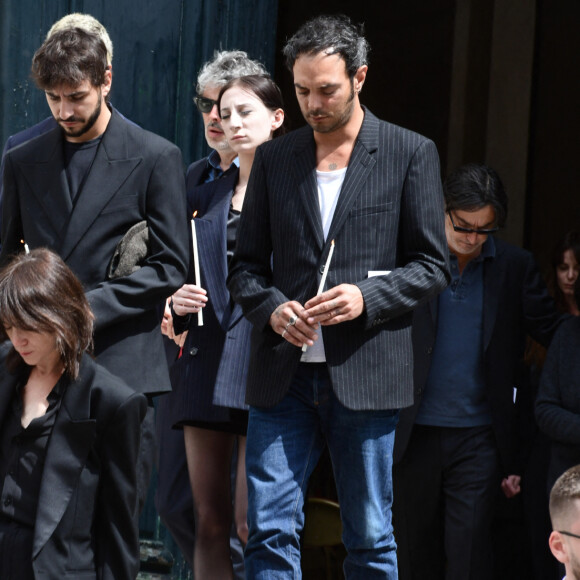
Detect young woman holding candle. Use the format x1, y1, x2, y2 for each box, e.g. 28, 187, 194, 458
166, 74, 284, 579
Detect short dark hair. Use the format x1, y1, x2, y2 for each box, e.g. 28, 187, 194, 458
217, 74, 286, 138
0, 249, 94, 379
282, 14, 369, 78
550, 464, 580, 529
443, 163, 508, 228
31, 27, 109, 90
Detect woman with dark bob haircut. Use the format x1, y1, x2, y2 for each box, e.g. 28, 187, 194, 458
0, 248, 146, 579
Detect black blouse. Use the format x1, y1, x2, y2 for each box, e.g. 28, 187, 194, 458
0, 371, 65, 527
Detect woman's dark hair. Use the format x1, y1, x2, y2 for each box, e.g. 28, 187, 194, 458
443, 163, 508, 229
549, 230, 580, 312
0, 248, 94, 379
217, 74, 286, 138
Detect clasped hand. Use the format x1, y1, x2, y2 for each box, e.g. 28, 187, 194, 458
269, 284, 364, 348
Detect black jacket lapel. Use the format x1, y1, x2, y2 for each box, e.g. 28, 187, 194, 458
33, 358, 97, 558
293, 130, 324, 250
59, 109, 142, 260
326, 109, 378, 244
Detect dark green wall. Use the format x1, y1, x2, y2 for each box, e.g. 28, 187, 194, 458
0, 0, 278, 166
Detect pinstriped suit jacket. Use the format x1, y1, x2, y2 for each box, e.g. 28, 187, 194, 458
169, 160, 251, 422
227, 108, 450, 410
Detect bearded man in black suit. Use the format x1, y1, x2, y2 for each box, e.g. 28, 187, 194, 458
0, 26, 189, 506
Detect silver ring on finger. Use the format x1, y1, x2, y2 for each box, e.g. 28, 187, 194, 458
282, 329, 287, 339
289, 315, 297, 326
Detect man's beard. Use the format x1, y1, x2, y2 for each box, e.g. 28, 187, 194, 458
59, 94, 102, 139
305, 82, 355, 135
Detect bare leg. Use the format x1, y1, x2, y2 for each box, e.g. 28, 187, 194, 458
184, 426, 236, 580
234, 435, 249, 546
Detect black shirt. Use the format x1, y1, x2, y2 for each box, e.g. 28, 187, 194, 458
63, 136, 102, 201
0, 372, 65, 527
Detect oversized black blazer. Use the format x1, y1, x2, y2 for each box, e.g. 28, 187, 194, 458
227, 108, 450, 410
0, 347, 147, 579
167, 159, 251, 423
0, 109, 189, 394
394, 238, 563, 473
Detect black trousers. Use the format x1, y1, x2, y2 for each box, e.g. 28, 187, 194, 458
393, 424, 500, 580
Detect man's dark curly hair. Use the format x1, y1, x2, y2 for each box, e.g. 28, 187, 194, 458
443, 163, 508, 229
282, 14, 369, 78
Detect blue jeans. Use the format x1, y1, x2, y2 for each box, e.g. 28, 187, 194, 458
245, 363, 399, 579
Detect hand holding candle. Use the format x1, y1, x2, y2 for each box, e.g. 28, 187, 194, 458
191, 211, 204, 326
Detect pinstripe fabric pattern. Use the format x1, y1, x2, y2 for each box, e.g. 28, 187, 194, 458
168, 163, 251, 427
228, 108, 450, 410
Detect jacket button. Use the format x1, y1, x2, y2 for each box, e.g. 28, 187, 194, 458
319, 265, 325, 275
4, 497, 12, 506
426, 347, 433, 354
189, 347, 198, 356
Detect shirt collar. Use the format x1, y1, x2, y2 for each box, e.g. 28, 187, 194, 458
207, 149, 239, 173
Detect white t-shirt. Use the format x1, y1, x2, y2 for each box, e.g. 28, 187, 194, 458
301, 166, 347, 363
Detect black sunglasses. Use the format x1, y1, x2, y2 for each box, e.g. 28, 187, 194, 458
448, 211, 499, 235
193, 96, 217, 113
559, 530, 580, 540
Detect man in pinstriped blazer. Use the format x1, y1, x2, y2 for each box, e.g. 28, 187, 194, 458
227, 14, 450, 579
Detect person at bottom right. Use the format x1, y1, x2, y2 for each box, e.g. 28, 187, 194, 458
548, 464, 580, 580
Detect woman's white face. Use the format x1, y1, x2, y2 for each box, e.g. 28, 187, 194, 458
557, 248, 579, 297
219, 86, 280, 154
4, 326, 59, 368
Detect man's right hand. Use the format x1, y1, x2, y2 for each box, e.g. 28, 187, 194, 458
171, 283, 208, 317
269, 301, 318, 348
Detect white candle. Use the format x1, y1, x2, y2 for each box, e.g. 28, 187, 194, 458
316, 239, 335, 296
302, 240, 335, 352
191, 212, 203, 326
21, 239, 30, 254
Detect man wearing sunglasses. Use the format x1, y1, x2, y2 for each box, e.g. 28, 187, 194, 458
393, 163, 563, 580
549, 464, 580, 580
